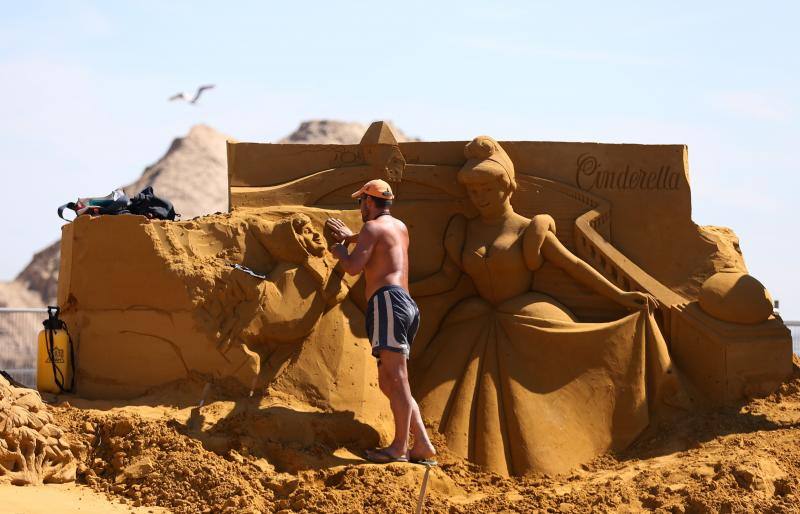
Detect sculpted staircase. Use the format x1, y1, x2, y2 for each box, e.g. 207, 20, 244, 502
566, 179, 791, 403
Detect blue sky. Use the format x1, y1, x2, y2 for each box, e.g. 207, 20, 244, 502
1, 1, 797, 317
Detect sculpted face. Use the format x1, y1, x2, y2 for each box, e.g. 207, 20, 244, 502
465, 177, 508, 219
295, 220, 326, 257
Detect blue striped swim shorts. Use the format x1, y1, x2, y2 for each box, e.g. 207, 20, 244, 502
365, 285, 420, 359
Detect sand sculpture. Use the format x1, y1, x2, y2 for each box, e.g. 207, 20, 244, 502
0, 374, 80, 484
57, 122, 793, 477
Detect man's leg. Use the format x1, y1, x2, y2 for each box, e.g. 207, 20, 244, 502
375, 349, 413, 458
408, 395, 436, 461
405, 302, 435, 460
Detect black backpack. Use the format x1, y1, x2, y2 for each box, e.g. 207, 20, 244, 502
58, 189, 130, 221
128, 186, 179, 221
58, 186, 179, 221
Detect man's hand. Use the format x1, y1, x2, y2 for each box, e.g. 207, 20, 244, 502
618, 291, 659, 313
326, 218, 354, 245
330, 242, 348, 260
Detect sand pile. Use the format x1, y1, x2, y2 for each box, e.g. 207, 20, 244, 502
35, 357, 799, 513
56, 410, 270, 513
0, 374, 83, 485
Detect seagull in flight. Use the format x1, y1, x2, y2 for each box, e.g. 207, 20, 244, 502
168, 84, 215, 104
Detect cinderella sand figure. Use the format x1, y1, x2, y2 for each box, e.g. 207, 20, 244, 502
411, 136, 673, 476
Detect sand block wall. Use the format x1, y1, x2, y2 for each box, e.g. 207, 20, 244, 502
57, 212, 389, 433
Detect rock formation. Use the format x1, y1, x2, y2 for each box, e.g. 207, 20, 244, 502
13, 243, 61, 306
122, 124, 231, 220
278, 120, 418, 144
0, 282, 44, 309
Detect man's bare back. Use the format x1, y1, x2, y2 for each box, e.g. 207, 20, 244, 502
359, 215, 409, 299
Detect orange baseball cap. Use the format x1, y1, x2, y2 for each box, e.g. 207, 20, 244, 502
351, 179, 395, 200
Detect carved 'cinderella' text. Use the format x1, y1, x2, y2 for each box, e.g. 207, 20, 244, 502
576, 153, 680, 191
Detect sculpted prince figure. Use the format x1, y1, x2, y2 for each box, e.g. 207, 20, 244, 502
326, 179, 437, 464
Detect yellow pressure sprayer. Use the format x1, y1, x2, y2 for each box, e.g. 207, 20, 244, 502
37, 306, 75, 393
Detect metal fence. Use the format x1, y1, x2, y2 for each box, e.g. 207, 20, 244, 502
0, 307, 46, 388
787, 321, 800, 357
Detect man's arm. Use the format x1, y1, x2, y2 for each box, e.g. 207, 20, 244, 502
331, 222, 378, 275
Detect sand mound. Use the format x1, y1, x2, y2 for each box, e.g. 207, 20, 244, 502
57, 410, 270, 513
0, 375, 82, 485
38, 359, 800, 513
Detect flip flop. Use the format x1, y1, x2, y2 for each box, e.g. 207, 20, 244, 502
410, 457, 438, 467
364, 448, 409, 464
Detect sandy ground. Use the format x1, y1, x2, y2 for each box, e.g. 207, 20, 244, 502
1, 359, 799, 513
0, 483, 168, 513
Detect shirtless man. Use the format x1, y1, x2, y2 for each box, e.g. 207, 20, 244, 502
326, 179, 436, 464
